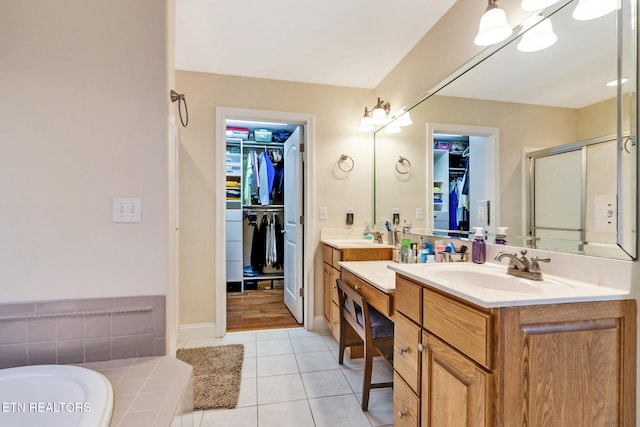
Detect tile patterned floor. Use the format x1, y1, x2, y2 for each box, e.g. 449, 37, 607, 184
178, 328, 394, 427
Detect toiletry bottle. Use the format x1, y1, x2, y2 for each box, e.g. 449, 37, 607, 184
495, 226, 508, 245
472, 227, 486, 264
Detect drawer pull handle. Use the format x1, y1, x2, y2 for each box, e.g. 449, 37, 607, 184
397, 347, 407, 355
332, 285, 336, 289
417, 343, 424, 352
398, 411, 406, 419
355, 285, 361, 291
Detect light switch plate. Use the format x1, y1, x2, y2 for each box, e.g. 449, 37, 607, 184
113, 198, 141, 223
319, 207, 328, 220
594, 194, 616, 233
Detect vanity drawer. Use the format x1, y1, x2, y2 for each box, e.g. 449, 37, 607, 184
396, 275, 422, 324
341, 269, 393, 318
423, 287, 493, 369
322, 245, 342, 269
394, 371, 420, 427
394, 312, 422, 394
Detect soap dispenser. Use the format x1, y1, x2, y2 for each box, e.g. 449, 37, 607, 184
472, 227, 486, 264
495, 227, 508, 245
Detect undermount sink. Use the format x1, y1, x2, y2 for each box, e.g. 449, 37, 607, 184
419, 263, 572, 294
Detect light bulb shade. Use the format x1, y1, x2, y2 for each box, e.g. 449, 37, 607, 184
572, 0, 617, 20
517, 16, 557, 52
371, 107, 387, 125
396, 112, 413, 127
521, 0, 562, 11
359, 115, 374, 132
474, 5, 513, 46
385, 124, 401, 134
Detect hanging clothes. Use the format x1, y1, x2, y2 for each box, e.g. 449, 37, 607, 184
258, 151, 275, 205
274, 215, 284, 269
250, 215, 269, 273
271, 153, 284, 204
449, 183, 458, 231
243, 151, 253, 205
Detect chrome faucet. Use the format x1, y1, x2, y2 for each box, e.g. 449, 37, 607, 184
494, 249, 550, 281
363, 231, 383, 244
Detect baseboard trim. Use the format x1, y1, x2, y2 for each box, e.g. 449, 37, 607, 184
178, 323, 217, 341
313, 315, 329, 332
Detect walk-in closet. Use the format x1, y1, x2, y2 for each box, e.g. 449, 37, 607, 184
432, 132, 491, 236
225, 119, 303, 332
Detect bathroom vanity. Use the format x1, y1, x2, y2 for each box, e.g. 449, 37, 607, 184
389, 263, 636, 427
321, 241, 393, 349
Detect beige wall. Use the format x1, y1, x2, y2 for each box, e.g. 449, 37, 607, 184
0, 0, 169, 302
174, 71, 374, 325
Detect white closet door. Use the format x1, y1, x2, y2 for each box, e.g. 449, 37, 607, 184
283, 128, 303, 323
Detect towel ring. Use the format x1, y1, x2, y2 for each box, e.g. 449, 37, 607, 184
395, 156, 411, 174
338, 154, 354, 172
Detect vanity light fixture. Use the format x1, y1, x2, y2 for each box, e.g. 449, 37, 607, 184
606, 77, 629, 87
385, 123, 402, 134
517, 14, 558, 52
521, 0, 562, 11
395, 111, 413, 127
359, 98, 391, 131
474, 0, 513, 46
572, 0, 618, 20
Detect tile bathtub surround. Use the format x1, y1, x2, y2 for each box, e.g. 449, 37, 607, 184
80, 355, 194, 427
0, 295, 166, 369
179, 327, 394, 427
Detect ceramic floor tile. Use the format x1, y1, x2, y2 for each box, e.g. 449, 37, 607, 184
200, 406, 257, 427
242, 356, 257, 378
360, 388, 394, 426
256, 338, 293, 357
257, 373, 307, 405
301, 369, 353, 398
291, 336, 330, 353
295, 350, 339, 372
222, 331, 257, 343
257, 329, 291, 341
242, 341, 257, 358
341, 362, 392, 393
287, 328, 328, 339
308, 394, 372, 427
257, 400, 315, 427
237, 377, 258, 408
257, 353, 300, 377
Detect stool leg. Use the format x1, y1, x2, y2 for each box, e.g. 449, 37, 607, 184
361, 343, 373, 411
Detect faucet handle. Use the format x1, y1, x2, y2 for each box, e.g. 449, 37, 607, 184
530, 256, 551, 272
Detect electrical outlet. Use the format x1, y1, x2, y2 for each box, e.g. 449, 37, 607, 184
415, 208, 423, 220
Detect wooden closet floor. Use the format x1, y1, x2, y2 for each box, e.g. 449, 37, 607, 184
227, 288, 300, 332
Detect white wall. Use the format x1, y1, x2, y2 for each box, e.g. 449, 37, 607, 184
0, 0, 169, 302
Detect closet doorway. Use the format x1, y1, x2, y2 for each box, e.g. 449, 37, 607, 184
427, 123, 500, 237
216, 108, 312, 336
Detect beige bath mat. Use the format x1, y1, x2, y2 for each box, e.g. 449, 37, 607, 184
176, 344, 244, 410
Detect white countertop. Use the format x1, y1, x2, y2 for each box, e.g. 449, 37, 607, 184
339, 260, 397, 293
322, 238, 395, 249
388, 262, 630, 308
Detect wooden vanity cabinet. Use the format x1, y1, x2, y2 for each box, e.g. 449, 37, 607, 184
321, 243, 392, 345
393, 273, 636, 427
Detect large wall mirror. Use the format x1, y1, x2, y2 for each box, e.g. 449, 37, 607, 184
374, 0, 637, 260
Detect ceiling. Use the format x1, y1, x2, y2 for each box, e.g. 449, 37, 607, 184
174, 0, 457, 89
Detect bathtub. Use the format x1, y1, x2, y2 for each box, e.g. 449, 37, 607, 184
0, 364, 113, 427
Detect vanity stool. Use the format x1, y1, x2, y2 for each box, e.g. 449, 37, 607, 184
336, 278, 394, 411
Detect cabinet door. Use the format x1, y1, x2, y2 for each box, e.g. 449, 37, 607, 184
323, 263, 333, 323
422, 332, 492, 427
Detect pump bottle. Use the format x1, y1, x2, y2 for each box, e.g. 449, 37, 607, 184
472, 227, 486, 264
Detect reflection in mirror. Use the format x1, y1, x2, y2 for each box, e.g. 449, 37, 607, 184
373, 0, 636, 259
